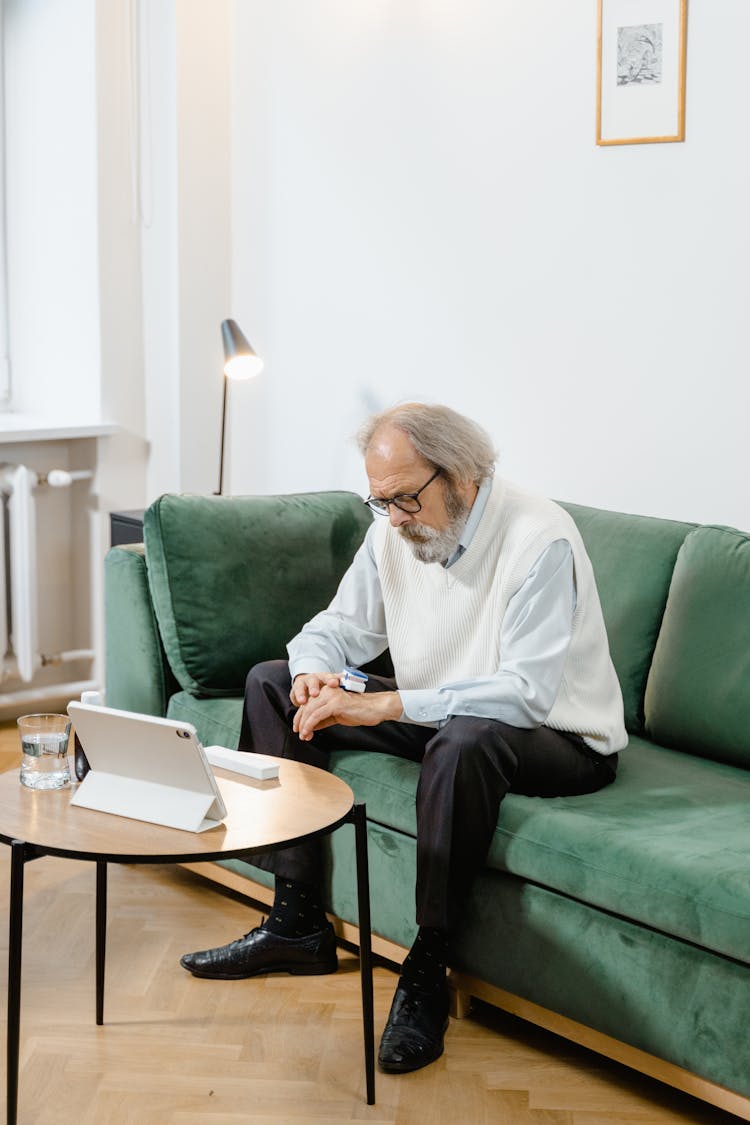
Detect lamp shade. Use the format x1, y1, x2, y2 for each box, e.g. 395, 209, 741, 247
221, 318, 263, 380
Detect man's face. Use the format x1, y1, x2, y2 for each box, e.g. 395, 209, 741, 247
365, 427, 474, 564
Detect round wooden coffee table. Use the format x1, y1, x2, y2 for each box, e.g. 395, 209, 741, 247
0, 761, 375, 1124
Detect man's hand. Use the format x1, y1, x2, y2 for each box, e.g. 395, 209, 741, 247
290, 672, 342, 707
293, 683, 402, 741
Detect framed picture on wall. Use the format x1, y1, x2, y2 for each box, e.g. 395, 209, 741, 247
597, 0, 687, 145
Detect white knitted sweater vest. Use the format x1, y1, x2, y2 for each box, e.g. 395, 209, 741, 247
372, 476, 627, 754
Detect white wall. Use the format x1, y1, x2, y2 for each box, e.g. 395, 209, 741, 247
139, 0, 233, 501
98, 0, 233, 503
3, 0, 234, 504
4, 1, 750, 526
230, 1, 750, 529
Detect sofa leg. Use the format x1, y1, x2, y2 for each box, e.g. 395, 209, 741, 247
448, 973, 472, 1019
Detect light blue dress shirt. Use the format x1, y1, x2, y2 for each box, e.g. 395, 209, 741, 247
287, 479, 576, 729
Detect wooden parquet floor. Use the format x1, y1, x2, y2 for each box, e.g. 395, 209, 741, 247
0, 723, 741, 1124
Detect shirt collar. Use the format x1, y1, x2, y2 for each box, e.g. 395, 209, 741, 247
444, 476, 493, 569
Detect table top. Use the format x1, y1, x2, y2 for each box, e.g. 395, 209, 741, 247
0, 761, 354, 863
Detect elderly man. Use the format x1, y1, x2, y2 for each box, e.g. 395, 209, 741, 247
181, 403, 627, 1074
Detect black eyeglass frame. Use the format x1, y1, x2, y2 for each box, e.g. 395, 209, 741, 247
364, 467, 442, 516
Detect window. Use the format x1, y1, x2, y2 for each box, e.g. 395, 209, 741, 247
0, 0, 10, 406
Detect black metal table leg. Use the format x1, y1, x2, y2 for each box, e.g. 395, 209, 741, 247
7, 840, 27, 1125
351, 803, 375, 1105
96, 861, 107, 1025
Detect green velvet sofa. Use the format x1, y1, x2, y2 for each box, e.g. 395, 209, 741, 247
104, 491, 750, 1120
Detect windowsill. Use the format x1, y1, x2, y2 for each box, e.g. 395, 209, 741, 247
0, 414, 119, 443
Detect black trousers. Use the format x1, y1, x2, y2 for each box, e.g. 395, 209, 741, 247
239, 660, 618, 931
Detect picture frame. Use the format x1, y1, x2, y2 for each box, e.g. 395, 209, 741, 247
597, 0, 687, 146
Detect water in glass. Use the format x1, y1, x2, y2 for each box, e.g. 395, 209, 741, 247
18, 715, 72, 789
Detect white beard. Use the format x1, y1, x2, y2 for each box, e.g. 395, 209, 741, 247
398, 499, 470, 564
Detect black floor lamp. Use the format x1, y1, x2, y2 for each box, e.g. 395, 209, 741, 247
216, 319, 263, 495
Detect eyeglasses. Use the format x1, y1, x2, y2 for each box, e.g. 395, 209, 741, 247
364, 468, 441, 516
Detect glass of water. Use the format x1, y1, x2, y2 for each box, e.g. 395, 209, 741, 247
17, 713, 72, 789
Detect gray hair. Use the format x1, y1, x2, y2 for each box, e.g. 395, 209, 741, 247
356, 402, 497, 487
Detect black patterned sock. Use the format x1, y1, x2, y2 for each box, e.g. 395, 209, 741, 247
400, 926, 450, 991
263, 878, 328, 937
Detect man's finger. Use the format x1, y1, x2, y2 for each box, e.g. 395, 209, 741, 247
297, 696, 336, 741
292, 702, 311, 734
298, 705, 323, 740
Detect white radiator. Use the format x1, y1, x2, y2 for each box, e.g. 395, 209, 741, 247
1, 464, 37, 681
0, 463, 95, 685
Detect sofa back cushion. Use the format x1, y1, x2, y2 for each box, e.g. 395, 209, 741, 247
645, 524, 750, 768
560, 502, 694, 734
144, 492, 373, 697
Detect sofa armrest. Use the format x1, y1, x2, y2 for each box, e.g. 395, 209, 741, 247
104, 544, 177, 715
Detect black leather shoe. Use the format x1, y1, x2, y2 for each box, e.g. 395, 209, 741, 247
378, 979, 450, 1073
180, 922, 338, 980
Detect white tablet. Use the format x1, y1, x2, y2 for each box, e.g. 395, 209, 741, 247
67, 702, 228, 833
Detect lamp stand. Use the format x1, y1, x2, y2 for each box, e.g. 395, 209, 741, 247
215, 373, 229, 496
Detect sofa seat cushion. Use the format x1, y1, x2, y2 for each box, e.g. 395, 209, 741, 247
330, 737, 750, 966
168, 694, 750, 967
